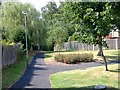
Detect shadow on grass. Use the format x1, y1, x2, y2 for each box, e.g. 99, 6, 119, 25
105, 56, 119, 60
45, 50, 77, 54
51, 86, 119, 90
45, 54, 52, 58
45, 51, 55, 53
109, 69, 120, 72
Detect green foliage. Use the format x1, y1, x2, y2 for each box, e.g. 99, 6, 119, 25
13, 26, 31, 50
63, 2, 112, 46
109, 2, 120, 30
2, 1, 119, 51
1, 1, 47, 50
54, 53, 94, 64
41, 2, 69, 50
17, 45, 24, 62
1, 39, 15, 46
13, 26, 25, 44
1, 1, 24, 40
60, 2, 116, 70
45, 54, 52, 58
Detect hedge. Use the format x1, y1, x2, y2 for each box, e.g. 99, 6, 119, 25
54, 53, 94, 64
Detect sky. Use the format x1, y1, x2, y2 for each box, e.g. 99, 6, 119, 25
19, 0, 62, 12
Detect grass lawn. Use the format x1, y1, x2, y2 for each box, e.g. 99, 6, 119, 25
45, 50, 119, 62
2, 51, 35, 89
50, 64, 120, 90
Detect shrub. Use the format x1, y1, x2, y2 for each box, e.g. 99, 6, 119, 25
17, 45, 25, 62
54, 53, 94, 64
63, 54, 79, 64
54, 54, 65, 62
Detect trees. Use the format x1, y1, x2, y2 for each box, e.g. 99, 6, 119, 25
1, 1, 47, 50
41, 2, 68, 50
41, 2, 58, 50
47, 20, 68, 52
1, 2, 23, 41
109, 2, 120, 33
61, 2, 114, 71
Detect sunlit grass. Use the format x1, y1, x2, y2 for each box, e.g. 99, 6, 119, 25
50, 64, 120, 90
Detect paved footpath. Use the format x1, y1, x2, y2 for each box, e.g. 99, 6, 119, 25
10, 52, 119, 89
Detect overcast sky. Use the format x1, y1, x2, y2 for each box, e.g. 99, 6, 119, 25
19, 0, 61, 12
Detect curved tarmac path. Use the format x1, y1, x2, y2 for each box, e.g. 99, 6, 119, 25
10, 52, 119, 89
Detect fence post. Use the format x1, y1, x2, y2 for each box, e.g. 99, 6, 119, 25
93, 45, 94, 51
82, 44, 84, 50
116, 39, 118, 50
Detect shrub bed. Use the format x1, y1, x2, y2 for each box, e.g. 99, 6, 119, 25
54, 53, 94, 64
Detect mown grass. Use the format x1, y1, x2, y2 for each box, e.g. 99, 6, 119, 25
50, 64, 120, 90
2, 52, 35, 89
45, 50, 119, 62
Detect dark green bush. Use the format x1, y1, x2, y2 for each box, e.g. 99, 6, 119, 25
17, 45, 25, 62
54, 53, 94, 64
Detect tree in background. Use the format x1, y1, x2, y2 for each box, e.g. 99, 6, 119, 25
109, 2, 120, 30
1, 1, 47, 50
109, 2, 120, 33
41, 2, 68, 51
41, 2, 57, 50
47, 20, 68, 52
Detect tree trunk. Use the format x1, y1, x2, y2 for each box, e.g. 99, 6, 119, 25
101, 50, 108, 71
97, 36, 108, 71
97, 43, 102, 56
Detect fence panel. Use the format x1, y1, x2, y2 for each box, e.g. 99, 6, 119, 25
54, 38, 120, 51
2, 44, 21, 67
117, 37, 120, 49
105, 39, 117, 49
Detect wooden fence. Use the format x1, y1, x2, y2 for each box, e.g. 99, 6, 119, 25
54, 38, 120, 51
2, 44, 21, 67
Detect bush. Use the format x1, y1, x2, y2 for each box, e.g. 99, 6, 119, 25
63, 54, 78, 64
17, 45, 25, 62
13, 27, 31, 50
54, 53, 94, 64
54, 54, 65, 62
